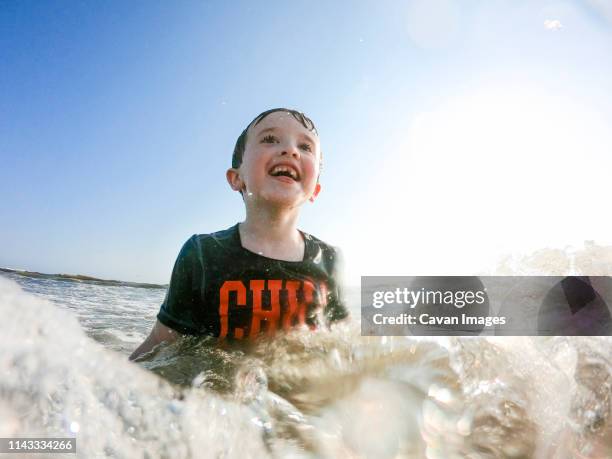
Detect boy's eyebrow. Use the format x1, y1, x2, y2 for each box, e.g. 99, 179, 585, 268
255, 127, 278, 137
299, 132, 317, 146
255, 127, 318, 146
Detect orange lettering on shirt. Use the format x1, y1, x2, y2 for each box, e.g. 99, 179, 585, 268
219, 280, 247, 338
250, 279, 281, 337
316, 281, 329, 330
283, 280, 315, 329
319, 281, 329, 307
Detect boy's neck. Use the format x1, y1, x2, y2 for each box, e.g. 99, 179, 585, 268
239, 206, 304, 261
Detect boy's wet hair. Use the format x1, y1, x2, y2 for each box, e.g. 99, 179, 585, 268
232, 108, 319, 169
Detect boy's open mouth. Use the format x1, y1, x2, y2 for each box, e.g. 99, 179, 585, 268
268, 164, 300, 181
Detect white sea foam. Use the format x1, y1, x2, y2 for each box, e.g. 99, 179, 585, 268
0, 276, 268, 458
1, 274, 611, 458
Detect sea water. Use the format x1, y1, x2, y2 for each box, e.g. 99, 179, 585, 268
0, 271, 611, 458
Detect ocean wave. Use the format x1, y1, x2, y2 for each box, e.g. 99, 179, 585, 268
0, 277, 267, 458
1, 276, 611, 458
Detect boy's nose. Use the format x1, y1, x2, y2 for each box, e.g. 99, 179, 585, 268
280, 144, 300, 159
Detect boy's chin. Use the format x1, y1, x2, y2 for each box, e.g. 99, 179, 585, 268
255, 190, 308, 208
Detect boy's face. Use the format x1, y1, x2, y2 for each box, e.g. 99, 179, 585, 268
228, 112, 322, 207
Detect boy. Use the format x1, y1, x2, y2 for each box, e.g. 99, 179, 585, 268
129, 108, 348, 361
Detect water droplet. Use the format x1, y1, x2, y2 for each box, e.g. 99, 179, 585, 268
192, 372, 206, 387
456, 415, 472, 436
69, 421, 80, 433
328, 348, 342, 368
168, 400, 183, 414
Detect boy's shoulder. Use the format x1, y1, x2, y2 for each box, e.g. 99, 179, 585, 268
301, 230, 340, 256
300, 231, 344, 274
185, 225, 239, 251
200, 225, 237, 244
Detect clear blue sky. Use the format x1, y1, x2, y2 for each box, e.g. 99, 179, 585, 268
2, 0, 612, 284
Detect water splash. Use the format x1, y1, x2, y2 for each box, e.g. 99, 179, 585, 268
0, 277, 268, 458
1, 274, 611, 457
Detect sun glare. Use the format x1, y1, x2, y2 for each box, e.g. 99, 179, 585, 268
343, 84, 611, 283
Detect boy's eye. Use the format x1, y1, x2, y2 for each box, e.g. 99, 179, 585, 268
260, 134, 313, 152
261, 135, 278, 143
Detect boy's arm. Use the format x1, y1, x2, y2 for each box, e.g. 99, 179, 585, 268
130, 235, 202, 361
129, 320, 180, 361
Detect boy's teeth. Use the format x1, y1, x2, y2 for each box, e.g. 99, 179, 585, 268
270, 165, 298, 180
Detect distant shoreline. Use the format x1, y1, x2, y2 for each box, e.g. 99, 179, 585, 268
0, 267, 168, 290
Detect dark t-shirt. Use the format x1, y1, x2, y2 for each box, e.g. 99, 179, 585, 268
157, 224, 349, 338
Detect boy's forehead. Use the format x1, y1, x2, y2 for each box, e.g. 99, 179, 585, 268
249, 112, 319, 140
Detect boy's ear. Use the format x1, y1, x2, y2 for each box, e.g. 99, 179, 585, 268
309, 183, 321, 203
226, 168, 244, 193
